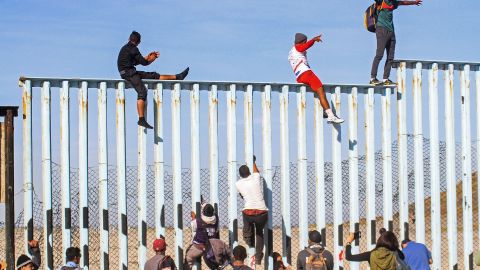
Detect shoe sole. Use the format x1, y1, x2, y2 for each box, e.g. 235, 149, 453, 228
327, 120, 345, 124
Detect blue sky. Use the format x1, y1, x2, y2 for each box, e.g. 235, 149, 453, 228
0, 1, 479, 208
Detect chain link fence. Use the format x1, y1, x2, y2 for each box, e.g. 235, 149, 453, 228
1, 135, 478, 269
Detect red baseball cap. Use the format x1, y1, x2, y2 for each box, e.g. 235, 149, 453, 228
153, 238, 166, 252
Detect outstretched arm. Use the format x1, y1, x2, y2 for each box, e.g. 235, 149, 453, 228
253, 155, 260, 173
398, 0, 422, 6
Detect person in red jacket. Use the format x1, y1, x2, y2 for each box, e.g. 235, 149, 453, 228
288, 33, 344, 124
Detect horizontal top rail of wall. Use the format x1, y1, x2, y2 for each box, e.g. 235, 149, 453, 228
393, 59, 480, 70
19, 76, 391, 95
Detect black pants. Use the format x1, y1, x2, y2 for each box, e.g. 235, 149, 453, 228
242, 211, 268, 263
370, 27, 396, 80
121, 70, 160, 100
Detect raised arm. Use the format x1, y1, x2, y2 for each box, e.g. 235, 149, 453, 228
253, 155, 260, 173
398, 0, 422, 6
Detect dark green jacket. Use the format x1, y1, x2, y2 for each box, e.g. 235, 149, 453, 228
375, 0, 399, 32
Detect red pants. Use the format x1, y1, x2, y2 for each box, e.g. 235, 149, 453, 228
297, 70, 323, 90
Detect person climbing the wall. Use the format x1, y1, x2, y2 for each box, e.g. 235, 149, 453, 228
117, 31, 189, 129
288, 33, 344, 124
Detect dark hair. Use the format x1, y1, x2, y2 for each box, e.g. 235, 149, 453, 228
233, 245, 248, 261
238, 165, 251, 178
202, 204, 215, 217
401, 239, 411, 246
129, 31, 141, 44
66, 247, 81, 261
379, 228, 387, 235
272, 252, 282, 261
375, 231, 399, 251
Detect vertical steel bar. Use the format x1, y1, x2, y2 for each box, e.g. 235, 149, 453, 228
227, 84, 238, 247
381, 87, 392, 231
209, 85, 219, 210
396, 62, 409, 241
314, 90, 326, 246
191, 83, 201, 215
279, 85, 291, 264
364, 87, 376, 250
60, 80, 72, 261
98, 82, 109, 269
244, 85, 254, 168
41, 81, 54, 270
477, 68, 480, 255
137, 84, 148, 268
460, 64, 473, 270
78, 81, 89, 270
154, 83, 165, 238
115, 81, 128, 269
297, 86, 308, 249
22, 79, 33, 249
262, 85, 273, 269
244, 84, 255, 260
412, 62, 425, 243
347, 87, 359, 270
428, 63, 441, 270
445, 64, 457, 270
190, 83, 201, 270
331, 86, 343, 270
172, 83, 184, 267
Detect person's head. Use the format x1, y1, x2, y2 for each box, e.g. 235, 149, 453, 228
16, 254, 33, 270
65, 247, 81, 264
153, 238, 167, 254
295, 33, 308, 44
233, 245, 248, 262
202, 204, 215, 217
129, 31, 141, 45
401, 239, 411, 249
308, 230, 322, 246
272, 252, 282, 262
238, 165, 251, 178
375, 230, 399, 251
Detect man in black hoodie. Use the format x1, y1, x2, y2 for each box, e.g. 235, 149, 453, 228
296, 230, 333, 270
117, 31, 189, 129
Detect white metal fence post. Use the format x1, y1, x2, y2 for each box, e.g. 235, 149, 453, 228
365, 87, 376, 250
460, 64, 473, 270
78, 81, 89, 270
262, 85, 273, 270
115, 81, 128, 270
21, 79, 33, 253
314, 90, 326, 247
331, 86, 343, 270
428, 63, 441, 270
154, 82, 165, 238
445, 64, 457, 270
297, 86, 308, 250
98, 81, 109, 269
348, 87, 359, 270
279, 85, 292, 265
41, 81, 53, 270
381, 87, 392, 231
209, 85, 219, 210
137, 84, 148, 268
227, 84, 238, 248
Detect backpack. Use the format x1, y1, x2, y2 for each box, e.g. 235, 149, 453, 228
305, 248, 326, 270
394, 252, 410, 270
364, 2, 379, 33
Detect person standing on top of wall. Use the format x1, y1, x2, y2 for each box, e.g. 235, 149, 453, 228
117, 31, 189, 129
369, 0, 422, 86
236, 155, 269, 266
288, 32, 344, 124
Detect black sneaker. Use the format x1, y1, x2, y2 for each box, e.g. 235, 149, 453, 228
370, 78, 381, 86
323, 111, 328, 119
176, 67, 190, 80
381, 79, 397, 86
137, 118, 153, 129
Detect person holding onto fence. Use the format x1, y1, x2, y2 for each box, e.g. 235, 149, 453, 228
16, 240, 41, 270
231, 245, 254, 270
144, 238, 177, 270
117, 31, 189, 129
344, 229, 407, 270
401, 239, 432, 270
369, 0, 422, 86
185, 202, 220, 270
296, 230, 333, 270
272, 252, 290, 270
288, 32, 344, 124
57, 247, 82, 270
236, 155, 268, 265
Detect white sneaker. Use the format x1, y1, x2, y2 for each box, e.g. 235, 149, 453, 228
327, 114, 344, 124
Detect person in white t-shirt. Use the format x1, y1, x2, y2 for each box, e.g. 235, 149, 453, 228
236, 156, 268, 266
